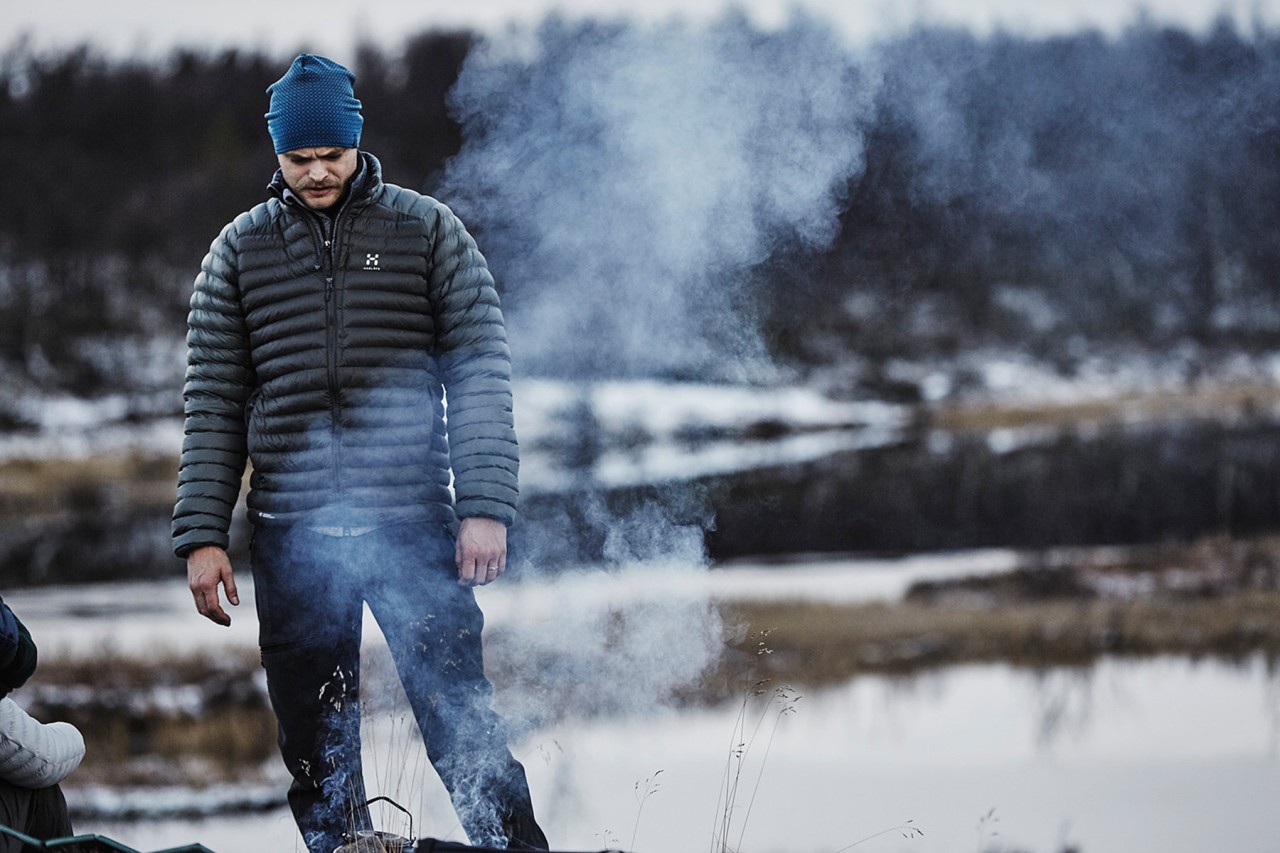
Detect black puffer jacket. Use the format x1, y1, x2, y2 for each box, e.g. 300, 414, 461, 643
172, 153, 518, 557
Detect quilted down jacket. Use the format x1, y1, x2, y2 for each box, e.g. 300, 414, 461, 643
0, 698, 84, 788
172, 153, 518, 557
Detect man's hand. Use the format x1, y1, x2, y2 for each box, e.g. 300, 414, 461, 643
455, 517, 508, 587
187, 546, 239, 626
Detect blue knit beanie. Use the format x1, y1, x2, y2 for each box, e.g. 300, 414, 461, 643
265, 54, 364, 154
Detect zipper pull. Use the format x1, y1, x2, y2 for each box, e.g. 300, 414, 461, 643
325, 276, 334, 302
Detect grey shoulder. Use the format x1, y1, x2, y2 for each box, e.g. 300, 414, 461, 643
219, 200, 282, 244
378, 183, 459, 227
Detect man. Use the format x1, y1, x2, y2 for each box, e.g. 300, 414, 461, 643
0, 595, 84, 850
172, 54, 547, 852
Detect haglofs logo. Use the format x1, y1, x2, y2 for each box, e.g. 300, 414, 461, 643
363, 253, 380, 271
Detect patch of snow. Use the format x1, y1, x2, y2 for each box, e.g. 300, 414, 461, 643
7, 549, 1024, 662
73, 782, 285, 821
513, 377, 911, 490
958, 345, 1280, 408
994, 285, 1059, 333
36, 395, 133, 429
589, 424, 899, 488
515, 377, 903, 444
0, 416, 183, 464
72, 336, 186, 391
983, 424, 1064, 455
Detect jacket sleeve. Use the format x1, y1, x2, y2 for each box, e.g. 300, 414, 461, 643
0, 698, 84, 788
172, 221, 255, 557
428, 203, 519, 526
0, 599, 37, 701
0, 599, 16, 676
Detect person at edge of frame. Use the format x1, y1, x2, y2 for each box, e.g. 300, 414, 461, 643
171, 53, 548, 853
0, 593, 85, 852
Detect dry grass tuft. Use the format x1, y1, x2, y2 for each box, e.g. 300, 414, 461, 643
929, 381, 1280, 434
709, 533, 1280, 699
27, 647, 278, 787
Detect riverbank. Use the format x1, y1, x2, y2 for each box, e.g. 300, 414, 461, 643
14, 532, 1280, 800
712, 534, 1280, 696
8, 373, 1280, 581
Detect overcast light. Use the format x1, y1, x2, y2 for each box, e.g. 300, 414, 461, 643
6, 0, 1279, 62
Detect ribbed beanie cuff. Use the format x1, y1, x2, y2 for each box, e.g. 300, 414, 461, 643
265, 54, 364, 154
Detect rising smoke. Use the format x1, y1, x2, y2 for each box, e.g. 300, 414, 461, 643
411, 8, 885, 801
427, 9, 883, 728
439, 11, 878, 381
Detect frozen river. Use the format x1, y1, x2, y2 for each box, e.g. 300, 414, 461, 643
7, 552, 1280, 853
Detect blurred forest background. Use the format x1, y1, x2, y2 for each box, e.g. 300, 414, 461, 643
3, 17, 1280, 407
7, 14, 1280, 583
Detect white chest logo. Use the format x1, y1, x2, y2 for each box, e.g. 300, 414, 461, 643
364, 253, 380, 271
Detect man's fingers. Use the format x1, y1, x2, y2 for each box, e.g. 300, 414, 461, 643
456, 549, 495, 585
454, 517, 507, 586
192, 585, 230, 626
203, 595, 231, 627
457, 559, 506, 587
457, 556, 479, 587
469, 558, 504, 587
187, 547, 236, 626
202, 588, 229, 625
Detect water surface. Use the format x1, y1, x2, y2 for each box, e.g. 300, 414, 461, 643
10, 567, 1278, 853
89, 654, 1280, 853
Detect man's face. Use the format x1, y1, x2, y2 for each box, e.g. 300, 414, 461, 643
277, 147, 359, 210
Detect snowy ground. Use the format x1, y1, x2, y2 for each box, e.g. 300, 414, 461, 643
0, 378, 908, 494
8, 356, 1279, 500
6, 546, 1031, 661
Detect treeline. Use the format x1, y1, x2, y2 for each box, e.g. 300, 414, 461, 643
828, 20, 1280, 378
2, 18, 1280, 400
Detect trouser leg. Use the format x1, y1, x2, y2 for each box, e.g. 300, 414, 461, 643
24, 785, 72, 843
0, 780, 32, 852
0, 781, 72, 852
368, 524, 548, 850
253, 526, 371, 853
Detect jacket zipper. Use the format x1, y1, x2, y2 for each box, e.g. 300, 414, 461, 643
301, 207, 345, 508
322, 216, 343, 505
290, 170, 364, 514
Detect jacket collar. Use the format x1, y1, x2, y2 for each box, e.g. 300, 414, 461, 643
268, 150, 382, 213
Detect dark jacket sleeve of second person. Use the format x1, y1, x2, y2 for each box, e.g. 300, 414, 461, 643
0, 596, 37, 700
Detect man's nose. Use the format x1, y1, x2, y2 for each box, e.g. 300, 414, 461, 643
308, 163, 328, 182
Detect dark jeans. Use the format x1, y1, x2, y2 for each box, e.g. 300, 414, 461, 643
0, 781, 72, 852
250, 522, 547, 853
